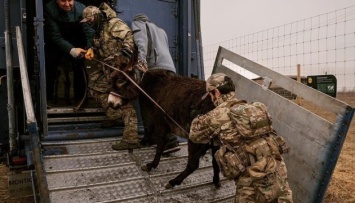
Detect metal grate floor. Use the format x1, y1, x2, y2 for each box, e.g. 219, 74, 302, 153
42, 138, 235, 203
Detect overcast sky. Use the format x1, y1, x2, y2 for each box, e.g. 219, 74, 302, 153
201, 0, 355, 45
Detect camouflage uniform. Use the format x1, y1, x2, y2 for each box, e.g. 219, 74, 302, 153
84, 3, 138, 144
189, 73, 293, 203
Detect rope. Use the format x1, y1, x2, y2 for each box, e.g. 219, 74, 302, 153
92, 58, 189, 136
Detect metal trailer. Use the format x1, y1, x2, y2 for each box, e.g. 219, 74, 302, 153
1, 0, 354, 202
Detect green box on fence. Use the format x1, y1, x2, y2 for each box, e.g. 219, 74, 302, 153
307, 75, 337, 97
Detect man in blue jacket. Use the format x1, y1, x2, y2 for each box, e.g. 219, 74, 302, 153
44, 0, 94, 104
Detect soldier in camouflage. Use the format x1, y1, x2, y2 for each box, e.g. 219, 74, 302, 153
189, 73, 293, 203
81, 3, 140, 150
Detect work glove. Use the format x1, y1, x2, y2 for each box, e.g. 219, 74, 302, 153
113, 44, 133, 70
85, 48, 94, 60
69, 48, 86, 59
114, 52, 130, 67
114, 53, 130, 68
134, 58, 148, 73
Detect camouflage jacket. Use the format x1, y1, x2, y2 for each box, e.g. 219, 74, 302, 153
92, 4, 135, 65
89, 4, 136, 93
189, 92, 243, 145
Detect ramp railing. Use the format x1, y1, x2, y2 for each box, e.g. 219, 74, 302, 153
212, 46, 354, 203
16, 26, 50, 203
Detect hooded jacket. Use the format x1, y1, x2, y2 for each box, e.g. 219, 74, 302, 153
92, 3, 135, 60
131, 15, 176, 73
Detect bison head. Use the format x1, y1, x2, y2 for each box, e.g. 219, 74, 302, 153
108, 68, 141, 109
108, 91, 124, 109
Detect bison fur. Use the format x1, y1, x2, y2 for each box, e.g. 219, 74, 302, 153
110, 69, 221, 189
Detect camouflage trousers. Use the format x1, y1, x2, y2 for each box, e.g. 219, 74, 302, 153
234, 156, 293, 203
88, 67, 139, 143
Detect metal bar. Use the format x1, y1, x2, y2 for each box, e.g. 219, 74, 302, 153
42, 127, 144, 141
16, 27, 36, 122
214, 46, 348, 115
187, 0, 192, 77
47, 116, 107, 123
30, 170, 38, 203
193, 0, 204, 79
47, 107, 104, 114
16, 26, 50, 203
4, 0, 17, 151
34, 0, 48, 137
0, 75, 7, 86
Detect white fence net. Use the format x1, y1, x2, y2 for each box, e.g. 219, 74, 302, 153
203, 5, 355, 92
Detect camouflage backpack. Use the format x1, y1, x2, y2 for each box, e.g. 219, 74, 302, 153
229, 100, 273, 139
214, 141, 250, 179
214, 100, 288, 180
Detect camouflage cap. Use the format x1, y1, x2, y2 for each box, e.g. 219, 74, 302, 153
206, 73, 228, 92
201, 73, 228, 100
80, 6, 101, 23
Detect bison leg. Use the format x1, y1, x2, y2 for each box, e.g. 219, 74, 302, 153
141, 134, 168, 172
165, 141, 210, 189
211, 145, 221, 188
140, 125, 156, 146
139, 96, 156, 146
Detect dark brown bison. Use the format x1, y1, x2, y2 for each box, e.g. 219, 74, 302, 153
109, 69, 220, 189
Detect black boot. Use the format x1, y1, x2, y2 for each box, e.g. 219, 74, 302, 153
163, 134, 180, 155
140, 127, 157, 146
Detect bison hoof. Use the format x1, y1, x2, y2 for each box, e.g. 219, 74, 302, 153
214, 182, 221, 189
141, 165, 151, 172
165, 183, 174, 189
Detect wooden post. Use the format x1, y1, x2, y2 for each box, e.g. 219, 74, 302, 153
297, 64, 302, 105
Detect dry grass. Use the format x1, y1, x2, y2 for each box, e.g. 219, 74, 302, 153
298, 92, 355, 203
321, 93, 355, 203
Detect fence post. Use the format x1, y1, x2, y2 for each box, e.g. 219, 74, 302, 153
297, 64, 302, 105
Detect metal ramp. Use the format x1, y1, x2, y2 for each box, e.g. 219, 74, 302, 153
44, 100, 145, 141
42, 140, 236, 203
46, 107, 107, 124
43, 102, 231, 202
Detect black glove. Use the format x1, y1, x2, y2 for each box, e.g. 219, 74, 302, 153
114, 53, 130, 68
120, 46, 133, 59
190, 109, 200, 120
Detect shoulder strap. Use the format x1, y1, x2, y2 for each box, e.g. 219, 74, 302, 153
219, 139, 246, 172
225, 100, 247, 108
145, 23, 152, 59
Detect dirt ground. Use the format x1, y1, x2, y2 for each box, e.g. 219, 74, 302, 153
312, 92, 355, 203
0, 92, 354, 203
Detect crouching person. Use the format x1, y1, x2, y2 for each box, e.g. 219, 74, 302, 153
189, 73, 293, 203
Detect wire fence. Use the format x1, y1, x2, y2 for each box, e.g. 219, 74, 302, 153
203, 5, 355, 92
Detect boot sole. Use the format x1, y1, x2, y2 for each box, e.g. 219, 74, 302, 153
162, 147, 181, 155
